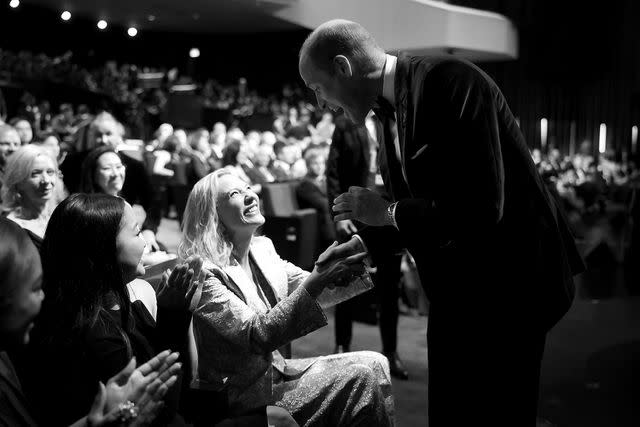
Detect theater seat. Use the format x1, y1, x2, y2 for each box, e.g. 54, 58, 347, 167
260, 182, 318, 271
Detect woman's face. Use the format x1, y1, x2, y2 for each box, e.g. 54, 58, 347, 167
307, 156, 326, 178
16, 155, 57, 206
95, 152, 125, 196
116, 203, 147, 282
0, 244, 44, 348
216, 174, 264, 237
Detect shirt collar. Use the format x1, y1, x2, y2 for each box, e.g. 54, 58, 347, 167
382, 54, 397, 106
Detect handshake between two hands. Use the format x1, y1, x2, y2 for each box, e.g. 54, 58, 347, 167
309, 236, 369, 294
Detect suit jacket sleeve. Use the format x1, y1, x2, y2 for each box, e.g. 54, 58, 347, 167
394, 61, 505, 248
192, 274, 326, 356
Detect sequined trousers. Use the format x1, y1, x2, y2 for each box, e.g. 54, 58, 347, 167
272, 351, 395, 426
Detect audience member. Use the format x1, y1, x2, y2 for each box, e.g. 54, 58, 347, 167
22, 193, 203, 426
179, 170, 394, 426
1, 145, 61, 248
0, 217, 182, 427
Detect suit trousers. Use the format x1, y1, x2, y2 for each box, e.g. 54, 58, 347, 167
426, 301, 546, 427
334, 253, 402, 353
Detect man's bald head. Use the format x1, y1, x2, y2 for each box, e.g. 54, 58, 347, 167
300, 19, 384, 75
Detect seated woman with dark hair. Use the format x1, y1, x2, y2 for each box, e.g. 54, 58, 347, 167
80, 146, 163, 253
20, 194, 203, 427
180, 170, 394, 426
0, 217, 182, 427
1, 145, 64, 249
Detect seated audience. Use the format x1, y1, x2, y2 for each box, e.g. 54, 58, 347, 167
1, 145, 61, 248
21, 193, 202, 426
0, 217, 182, 427
189, 128, 216, 184
245, 144, 276, 186
180, 170, 394, 426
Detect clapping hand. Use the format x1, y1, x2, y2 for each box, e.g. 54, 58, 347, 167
156, 256, 207, 310
85, 350, 181, 427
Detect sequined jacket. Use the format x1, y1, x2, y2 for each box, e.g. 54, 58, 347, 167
190, 236, 328, 413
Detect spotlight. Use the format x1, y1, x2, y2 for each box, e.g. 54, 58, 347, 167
97, 20, 108, 30
61, 10, 71, 21
189, 48, 200, 58
127, 27, 138, 37
147, 15, 156, 22
9, 0, 19, 9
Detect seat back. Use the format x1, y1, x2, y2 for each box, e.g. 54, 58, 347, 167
261, 182, 300, 217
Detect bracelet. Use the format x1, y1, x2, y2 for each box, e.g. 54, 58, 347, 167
387, 202, 398, 229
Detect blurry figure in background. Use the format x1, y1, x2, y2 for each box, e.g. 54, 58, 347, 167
210, 122, 227, 168
271, 141, 292, 181
51, 103, 77, 142
261, 131, 277, 148
9, 117, 33, 145
189, 128, 216, 184
33, 132, 63, 165
314, 111, 335, 144
246, 144, 276, 186
289, 145, 307, 180
1, 145, 61, 248
285, 108, 313, 144
173, 128, 189, 150
296, 149, 336, 257
147, 123, 174, 151
164, 135, 192, 223
246, 130, 262, 154
0, 125, 20, 177
222, 140, 257, 191
574, 140, 595, 171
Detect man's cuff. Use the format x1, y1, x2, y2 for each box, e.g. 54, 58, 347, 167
352, 234, 374, 267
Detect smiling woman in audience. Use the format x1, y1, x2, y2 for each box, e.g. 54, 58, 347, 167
20, 193, 203, 426
0, 217, 182, 427
180, 170, 394, 426
1, 145, 62, 248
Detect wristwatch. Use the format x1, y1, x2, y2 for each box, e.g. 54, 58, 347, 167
387, 202, 398, 229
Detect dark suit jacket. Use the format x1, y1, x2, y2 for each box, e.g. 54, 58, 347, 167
362, 54, 585, 332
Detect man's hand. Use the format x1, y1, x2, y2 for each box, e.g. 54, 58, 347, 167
333, 186, 392, 226
315, 236, 366, 270
335, 219, 358, 241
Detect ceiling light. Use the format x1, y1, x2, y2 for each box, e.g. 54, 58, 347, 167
97, 20, 108, 30
147, 15, 156, 22
127, 27, 138, 37
61, 10, 71, 21
189, 48, 200, 58
9, 0, 19, 9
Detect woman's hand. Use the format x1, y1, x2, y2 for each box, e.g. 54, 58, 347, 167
156, 256, 206, 310
304, 242, 367, 298
85, 350, 181, 426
